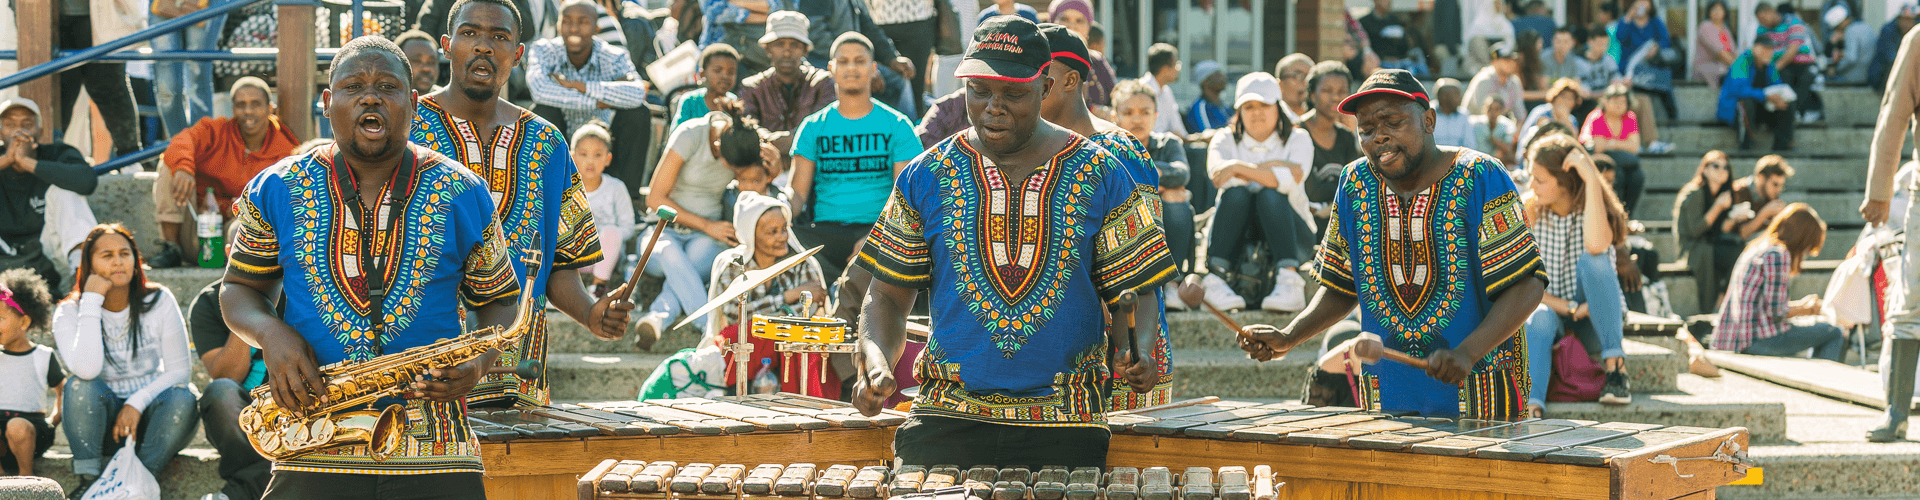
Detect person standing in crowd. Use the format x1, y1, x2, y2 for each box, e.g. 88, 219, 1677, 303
1141, 44, 1189, 137
55, 225, 197, 493
1870, 4, 1918, 93
1521, 135, 1634, 415
848, 17, 1173, 464
413, 0, 631, 407
1611, 0, 1677, 155
1695, 1, 1737, 94
1673, 150, 1742, 316
1729, 155, 1795, 240
1432, 78, 1475, 148
1463, 0, 1514, 74
1238, 70, 1547, 420
1581, 83, 1645, 214
1520, 78, 1585, 156
867, 0, 936, 117
1719, 37, 1794, 151
152, 78, 298, 269
1187, 60, 1231, 133
1275, 54, 1315, 123
675, 44, 743, 129
150, 0, 237, 138
1466, 41, 1525, 126
790, 33, 923, 281
224, 36, 520, 497
637, 108, 765, 344
1299, 61, 1363, 233
1755, 2, 1823, 123
1864, 22, 1920, 441
1711, 205, 1844, 361
701, 0, 782, 75
1361, 0, 1423, 74
528, 0, 653, 190
56, 0, 144, 159
187, 275, 271, 500
1112, 80, 1195, 305
1827, 4, 1876, 84
0, 269, 59, 479
572, 124, 634, 293
740, 11, 836, 160
792, 0, 920, 116
1036, 23, 1170, 410
1200, 72, 1316, 313
397, 30, 445, 94
0, 98, 96, 290
1048, 0, 1115, 109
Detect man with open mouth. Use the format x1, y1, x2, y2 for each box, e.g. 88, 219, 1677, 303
847, 16, 1174, 467
410, 0, 636, 411
223, 35, 522, 499
1233, 69, 1549, 422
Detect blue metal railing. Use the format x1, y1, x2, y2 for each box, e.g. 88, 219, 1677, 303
0, 49, 339, 62
91, 143, 170, 174
0, 0, 269, 91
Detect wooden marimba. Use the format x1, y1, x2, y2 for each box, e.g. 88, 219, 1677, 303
577, 462, 1288, 500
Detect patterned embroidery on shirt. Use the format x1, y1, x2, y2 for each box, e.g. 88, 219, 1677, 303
943, 138, 1097, 357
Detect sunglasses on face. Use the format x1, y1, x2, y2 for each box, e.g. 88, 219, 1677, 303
1706, 162, 1727, 170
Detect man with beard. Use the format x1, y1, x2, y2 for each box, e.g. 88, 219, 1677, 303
412, 0, 636, 410
1234, 70, 1547, 420
152, 77, 299, 265
788, 32, 921, 281
397, 30, 444, 94
222, 35, 520, 497
1034, 23, 1170, 411
848, 17, 1174, 467
527, 0, 652, 186
739, 11, 836, 158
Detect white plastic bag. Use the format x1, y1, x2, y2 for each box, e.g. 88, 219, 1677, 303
1826, 248, 1877, 328
647, 41, 700, 92
81, 437, 160, 500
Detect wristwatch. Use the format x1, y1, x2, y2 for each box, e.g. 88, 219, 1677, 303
1566, 301, 1581, 314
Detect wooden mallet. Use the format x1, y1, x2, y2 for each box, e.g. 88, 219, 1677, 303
611, 206, 679, 305
1175, 278, 1426, 369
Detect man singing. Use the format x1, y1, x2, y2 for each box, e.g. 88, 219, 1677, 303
222, 35, 519, 497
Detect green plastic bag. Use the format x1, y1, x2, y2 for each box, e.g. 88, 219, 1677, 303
638, 348, 728, 400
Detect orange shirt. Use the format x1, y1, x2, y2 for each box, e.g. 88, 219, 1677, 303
162, 115, 299, 215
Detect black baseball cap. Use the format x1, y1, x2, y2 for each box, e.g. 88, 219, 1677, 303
957, 16, 1053, 82
1337, 69, 1431, 115
1037, 23, 1091, 79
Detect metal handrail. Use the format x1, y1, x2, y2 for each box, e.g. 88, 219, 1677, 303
0, 49, 339, 62
91, 142, 169, 175
0, 0, 269, 91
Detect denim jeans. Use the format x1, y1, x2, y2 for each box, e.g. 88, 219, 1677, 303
62, 378, 200, 477
150, 0, 235, 136
1163, 201, 1195, 272
202, 379, 270, 500
643, 227, 725, 329
1525, 251, 1627, 406
1742, 322, 1848, 362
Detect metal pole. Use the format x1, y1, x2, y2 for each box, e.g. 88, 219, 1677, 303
0, 49, 338, 61
1252, 0, 1265, 80
1139, 0, 1152, 87
352, 0, 365, 38
0, 0, 262, 91
736, 298, 750, 396
1286, 0, 1299, 56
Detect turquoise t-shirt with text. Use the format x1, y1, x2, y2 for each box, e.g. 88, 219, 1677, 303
791, 99, 922, 224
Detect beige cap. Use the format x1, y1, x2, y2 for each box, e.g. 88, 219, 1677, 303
0, 97, 41, 118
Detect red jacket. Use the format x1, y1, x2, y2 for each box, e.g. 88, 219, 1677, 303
162, 115, 299, 215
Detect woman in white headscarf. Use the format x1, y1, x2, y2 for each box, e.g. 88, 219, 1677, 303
704, 192, 834, 395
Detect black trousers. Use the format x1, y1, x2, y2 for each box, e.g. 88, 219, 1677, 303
56, 14, 144, 158
793, 221, 875, 282
1781, 62, 1823, 114
1602, 151, 1645, 216
531, 104, 654, 193
880, 18, 937, 117
892, 415, 1110, 468
201, 379, 271, 500
263, 471, 486, 500
1735, 98, 1795, 150
1164, 200, 1195, 273
1208, 186, 1314, 269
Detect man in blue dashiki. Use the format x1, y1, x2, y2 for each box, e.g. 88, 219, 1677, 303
221, 36, 519, 497
411, 0, 635, 409
1034, 23, 1172, 411
848, 17, 1176, 467
1239, 70, 1548, 421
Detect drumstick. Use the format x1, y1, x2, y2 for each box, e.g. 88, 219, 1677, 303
611, 206, 680, 304
1381, 348, 1429, 370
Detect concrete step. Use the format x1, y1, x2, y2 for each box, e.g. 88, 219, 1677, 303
1638, 156, 1869, 191
1684, 370, 1920, 499
1660, 125, 1879, 156
89, 172, 168, 259
1658, 264, 1831, 318
1544, 374, 1787, 445
1633, 190, 1867, 226
1671, 85, 1881, 127
545, 352, 673, 401
145, 267, 224, 308
27, 446, 221, 500
1638, 226, 1860, 269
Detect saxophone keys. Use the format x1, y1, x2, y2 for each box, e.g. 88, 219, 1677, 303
311, 418, 337, 445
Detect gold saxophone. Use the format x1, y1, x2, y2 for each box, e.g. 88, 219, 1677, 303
237, 252, 543, 462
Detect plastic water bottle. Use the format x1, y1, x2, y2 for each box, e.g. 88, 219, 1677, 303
196, 188, 226, 268
751, 358, 779, 394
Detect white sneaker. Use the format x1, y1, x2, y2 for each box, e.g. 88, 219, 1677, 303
1163, 282, 1190, 311
1646, 141, 1675, 155
633, 311, 667, 351
201, 494, 231, 500
1261, 271, 1307, 312
1200, 274, 1246, 311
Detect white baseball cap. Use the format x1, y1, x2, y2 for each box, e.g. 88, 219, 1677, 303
1233, 72, 1283, 109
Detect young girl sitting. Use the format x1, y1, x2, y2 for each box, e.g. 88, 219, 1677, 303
706, 193, 830, 396
573, 122, 636, 294
0, 269, 61, 477
673, 44, 741, 129
53, 224, 197, 490
1712, 204, 1846, 362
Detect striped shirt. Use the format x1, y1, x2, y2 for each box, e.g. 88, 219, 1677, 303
526, 37, 650, 134
1712, 242, 1792, 352
865, 0, 934, 25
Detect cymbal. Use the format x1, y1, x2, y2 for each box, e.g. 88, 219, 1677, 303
671, 246, 824, 331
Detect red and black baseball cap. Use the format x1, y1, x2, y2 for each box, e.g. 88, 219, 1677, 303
957, 16, 1053, 82
1037, 23, 1092, 79
1337, 69, 1431, 115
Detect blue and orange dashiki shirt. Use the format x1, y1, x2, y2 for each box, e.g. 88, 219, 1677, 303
1317, 148, 1545, 420
412, 95, 603, 407
858, 132, 1176, 428
1087, 128, 1173, 411
228, 143, 520, 474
